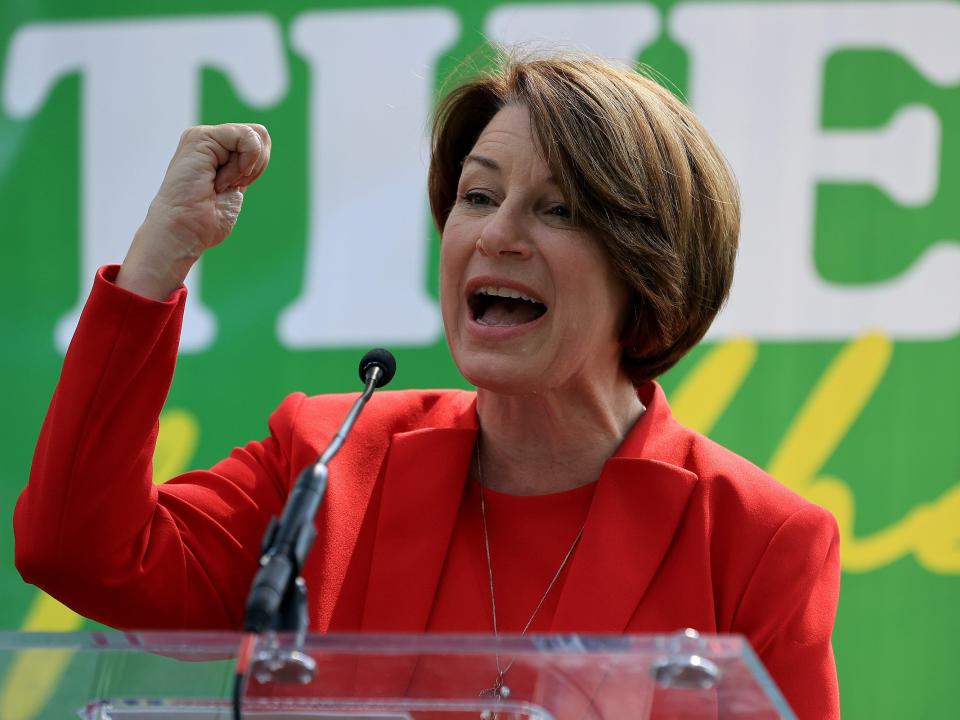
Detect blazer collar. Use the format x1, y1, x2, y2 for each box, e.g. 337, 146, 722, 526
360, 383, 698, 634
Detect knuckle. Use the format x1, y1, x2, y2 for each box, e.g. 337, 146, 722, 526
180, 125, 209, 142
248, 123, 270, 145
237, 125, 258, 146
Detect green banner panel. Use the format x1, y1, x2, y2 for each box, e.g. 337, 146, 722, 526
2, 1, 958, 717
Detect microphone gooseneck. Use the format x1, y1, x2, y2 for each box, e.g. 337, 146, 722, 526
243, 347, 397, 633
234, 349, 397, 718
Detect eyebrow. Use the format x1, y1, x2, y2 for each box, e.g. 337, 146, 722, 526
461, 153, 499, 171
460, 153, 559, 186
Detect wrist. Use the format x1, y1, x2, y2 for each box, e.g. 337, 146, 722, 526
116, 221, 201, 300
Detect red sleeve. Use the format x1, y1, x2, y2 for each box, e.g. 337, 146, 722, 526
733, 504, 841, 720
14, 265, 302, 630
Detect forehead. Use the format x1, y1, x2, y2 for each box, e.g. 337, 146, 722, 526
474, 104, 532, 142
465, 105, 555, 182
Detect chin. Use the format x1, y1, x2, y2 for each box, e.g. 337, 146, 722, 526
453, 352, 542, 395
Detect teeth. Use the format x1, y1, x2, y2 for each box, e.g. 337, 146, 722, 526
475, 286, 539, 303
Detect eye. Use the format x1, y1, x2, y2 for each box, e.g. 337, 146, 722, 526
547, 203, 571, 219
460, 190, 494, 207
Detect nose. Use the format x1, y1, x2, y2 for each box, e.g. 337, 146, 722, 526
476, 204, 533, 259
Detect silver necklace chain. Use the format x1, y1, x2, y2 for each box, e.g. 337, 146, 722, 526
475, 441, 586, 707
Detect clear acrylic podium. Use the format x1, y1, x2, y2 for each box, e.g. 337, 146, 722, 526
0, 630, 795, 719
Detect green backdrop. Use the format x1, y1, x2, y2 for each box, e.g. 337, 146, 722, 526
2, 1, 958, 717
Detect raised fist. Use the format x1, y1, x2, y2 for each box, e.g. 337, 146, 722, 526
117, 123, 271, 300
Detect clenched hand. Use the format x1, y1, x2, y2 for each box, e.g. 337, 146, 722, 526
116, 123, 271, 300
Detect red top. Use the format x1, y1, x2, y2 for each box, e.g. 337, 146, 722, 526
428, 479, 596, 634
15, 266, 841, 719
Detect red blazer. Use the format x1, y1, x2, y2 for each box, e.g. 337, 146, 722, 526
15, 266, 840, 718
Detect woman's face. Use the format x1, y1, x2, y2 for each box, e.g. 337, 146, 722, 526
440, 104, 629, 395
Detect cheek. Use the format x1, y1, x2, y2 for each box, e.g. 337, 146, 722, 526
596, 281, 630, 346
440, 215, 479, 268
564, 249, 629, 339
438, 226, 471, 321
438, 245, 455, 321
438, 234, 459, 289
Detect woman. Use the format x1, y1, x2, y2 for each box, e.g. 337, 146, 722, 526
15, 55, 839, 718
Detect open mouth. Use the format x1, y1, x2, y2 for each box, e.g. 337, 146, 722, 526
468, 286, 548, 327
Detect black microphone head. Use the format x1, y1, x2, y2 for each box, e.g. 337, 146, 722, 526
359, 348, 397, 388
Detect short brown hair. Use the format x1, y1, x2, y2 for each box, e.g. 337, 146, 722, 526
428, 52, 740, 383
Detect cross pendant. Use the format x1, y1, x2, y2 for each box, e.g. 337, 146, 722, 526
479, 682, 510, 700
479, 670, 511, 719
480, 674, 510, 698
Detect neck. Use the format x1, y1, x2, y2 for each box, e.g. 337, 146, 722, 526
475, 373, 645, 495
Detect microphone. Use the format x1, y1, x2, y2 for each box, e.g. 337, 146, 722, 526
241, 348, 398, 636
359, 348, 397, 388
235, 348, 398, 719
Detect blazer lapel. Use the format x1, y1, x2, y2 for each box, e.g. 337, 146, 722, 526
550, 457, 698, 633
361, 426, 477, 632
551, 382, 700, 633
